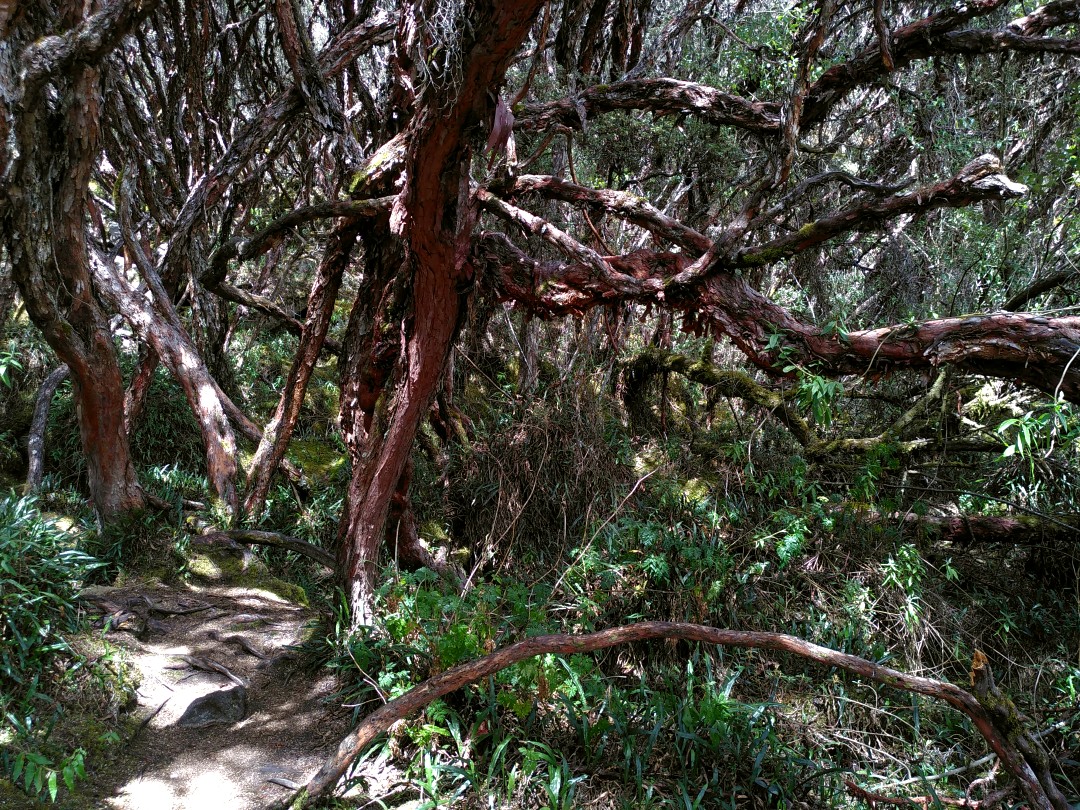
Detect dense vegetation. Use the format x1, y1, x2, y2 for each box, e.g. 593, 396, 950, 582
2, 0, 1080, 807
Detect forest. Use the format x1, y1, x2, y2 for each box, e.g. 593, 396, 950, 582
2, 0, 1080, 807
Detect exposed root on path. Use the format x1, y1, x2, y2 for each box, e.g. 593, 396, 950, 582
71, 581, 352, 810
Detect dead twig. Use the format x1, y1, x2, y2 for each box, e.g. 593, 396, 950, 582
845, 778, 1011, 808
207, 630, 270, 660
171, 654, 250, 688
130, 699, 170, 742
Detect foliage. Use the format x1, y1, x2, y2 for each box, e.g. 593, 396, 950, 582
4, 0, 1080, 805
0, 342, 22, 388
0, 493, 102, 802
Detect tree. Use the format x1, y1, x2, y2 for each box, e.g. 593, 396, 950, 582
1, 0, 156, 522
3, 0, 1080, 623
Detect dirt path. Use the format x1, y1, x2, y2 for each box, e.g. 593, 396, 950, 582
77, 581, 351, 810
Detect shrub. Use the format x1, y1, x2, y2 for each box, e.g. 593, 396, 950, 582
0, 492, 101, 802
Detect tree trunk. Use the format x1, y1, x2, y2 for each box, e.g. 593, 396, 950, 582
336, 216, 464, 625
124, 347, 158, 433
89, 255, 240, 516
2, 5, 152, 523
0, 263, 16, 338
243, 219, 360, 518
332, 0, 545, 625
25, 365, 70, 494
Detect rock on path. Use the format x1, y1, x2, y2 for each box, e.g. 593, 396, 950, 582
84, 581, 350, 810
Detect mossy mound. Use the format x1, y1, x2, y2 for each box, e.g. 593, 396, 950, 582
185, 545, 309, 605
287, 438, 345, 484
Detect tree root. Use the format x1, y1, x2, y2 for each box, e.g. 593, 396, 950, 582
192, 528, 336, 570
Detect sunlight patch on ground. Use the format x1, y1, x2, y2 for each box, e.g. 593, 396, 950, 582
109, 777, 174, 809
186, 765, 244, 807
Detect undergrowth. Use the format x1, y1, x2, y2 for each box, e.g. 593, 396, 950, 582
286, 366, 1076, 808
0, 492, 135, 804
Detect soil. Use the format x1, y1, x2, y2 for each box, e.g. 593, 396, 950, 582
35, 579, 354, 810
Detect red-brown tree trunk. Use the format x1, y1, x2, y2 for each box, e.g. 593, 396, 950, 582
333, 0, 546, 625
243, 219, 360, 518
336, 212, 465, 624
338, 263, 463, 623
1, 1, 154, 523
89, 256, 240, 516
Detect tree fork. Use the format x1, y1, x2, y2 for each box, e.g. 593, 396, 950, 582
2, 2, 155, 523
334, 0, 547, 624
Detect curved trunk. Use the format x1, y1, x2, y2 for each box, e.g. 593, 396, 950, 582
337, 266, 464, 625
336, 218, 464, 625
89, 256, 239, 516
2, 15, 147, 523
25, 365, 70, 494
278, 623, 1063, 810
332, 0, 546, 624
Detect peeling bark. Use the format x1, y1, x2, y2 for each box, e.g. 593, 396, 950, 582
334, 0, 547, 626
25, 365, 70, 494
495, 174, 712, 253
1, 0, 153, 522
90, 255, 240, 516
482, 156, 1080, 404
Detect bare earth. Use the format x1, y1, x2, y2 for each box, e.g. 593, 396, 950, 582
80, 581, 350, 810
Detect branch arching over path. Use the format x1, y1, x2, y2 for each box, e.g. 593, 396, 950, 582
270, 622, 1064, 809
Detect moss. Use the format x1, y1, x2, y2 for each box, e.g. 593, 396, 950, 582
114, 566, 174, 586
0, 777, 40, 809
421, 521, 450, 543
737, 244, 788, 267
185, 546, 309, 605
347, 143, 394, 194
681, 478, 711, 505
287, 438, 345, 483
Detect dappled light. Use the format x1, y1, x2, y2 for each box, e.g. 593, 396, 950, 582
3, 0, 1080, 808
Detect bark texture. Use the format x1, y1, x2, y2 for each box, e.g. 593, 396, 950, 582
25, 365, 70, 494
334, 0, 547, 625
1, 0, 156, 521
243, 219, 360, 518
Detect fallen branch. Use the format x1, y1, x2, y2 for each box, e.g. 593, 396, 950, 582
207, 630, 270, 660
844, 778, 1011, 808
845, 507, 1080, 546
192, 528, 336, 570
268, 622, 1062, 809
